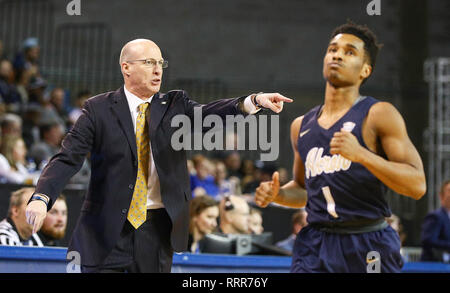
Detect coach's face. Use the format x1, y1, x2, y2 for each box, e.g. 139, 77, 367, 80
323, 33, 372, 88
121, 40, 163, 99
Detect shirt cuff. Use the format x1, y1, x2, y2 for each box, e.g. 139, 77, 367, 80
243, 95, 262, 115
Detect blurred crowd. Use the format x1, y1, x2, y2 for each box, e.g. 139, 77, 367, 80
0, 38, 90, 186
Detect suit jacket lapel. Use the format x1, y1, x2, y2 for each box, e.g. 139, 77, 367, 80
148, 92, 170, 134
110, 87, 138, 160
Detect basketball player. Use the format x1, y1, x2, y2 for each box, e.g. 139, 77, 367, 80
255, 22, 426, 273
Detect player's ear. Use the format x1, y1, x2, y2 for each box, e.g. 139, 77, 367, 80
361, 63, 372, 80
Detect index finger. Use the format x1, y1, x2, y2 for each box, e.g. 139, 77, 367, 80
276, 94, 293, 103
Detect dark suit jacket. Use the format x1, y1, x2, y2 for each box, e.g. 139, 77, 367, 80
421, 207, 450, 262
34, 87, 247, 267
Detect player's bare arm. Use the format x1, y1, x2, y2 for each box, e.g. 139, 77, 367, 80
330, 101, 426, 200
255, 116, 308, 208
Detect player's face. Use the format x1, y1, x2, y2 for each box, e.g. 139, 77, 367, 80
323, 33, 372, 87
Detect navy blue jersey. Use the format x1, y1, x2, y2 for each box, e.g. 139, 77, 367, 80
297, 96, 391, 224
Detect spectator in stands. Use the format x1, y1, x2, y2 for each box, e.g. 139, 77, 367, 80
49, 87, 70, 127
276, 209, 308, 252
13, 37, 40, 81
0, 187, 43, 246
69, 90, 91, 126
277, 167, 289, 186
38, 195, 68, 247
0, 59, 21, 113
190, 154, 219, 198
0, 113, 22, 137
242, 162, 276, 194
386, 214, 406, 246
0, 135, 37, 184
29, 121, 63, 168
421, 179, 450, 262
187, 159, 195, 175
239, 159, 256, 191
38, 88, 66, 131
219, 195, 250, 234
214, 161, 236, 200
27, 76, 47, 105
22, 104, 42, 148
188, 195, 219, 253
224, 151, 242, 179
248, 208, 264, 234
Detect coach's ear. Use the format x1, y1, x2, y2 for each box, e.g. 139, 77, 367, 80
360, 63, 372, 80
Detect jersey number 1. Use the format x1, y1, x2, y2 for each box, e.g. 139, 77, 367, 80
321, 186, 339, 218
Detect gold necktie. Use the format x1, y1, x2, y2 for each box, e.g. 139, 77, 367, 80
128, 102, 150, 229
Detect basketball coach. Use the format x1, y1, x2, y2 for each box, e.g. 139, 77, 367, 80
25, 39, 292, 272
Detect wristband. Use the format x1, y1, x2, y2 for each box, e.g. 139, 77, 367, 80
31, 195, 49, 206
252, 92, 267, 109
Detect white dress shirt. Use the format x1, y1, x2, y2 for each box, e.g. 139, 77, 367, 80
124, 86, 259, 209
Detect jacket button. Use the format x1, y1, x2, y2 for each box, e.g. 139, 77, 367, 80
122, 209, 127, 214
129, 184, 134, 189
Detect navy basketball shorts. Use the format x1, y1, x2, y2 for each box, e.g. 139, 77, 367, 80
291, 225, 404, 273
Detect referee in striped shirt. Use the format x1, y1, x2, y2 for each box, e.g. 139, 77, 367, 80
0, 187, 43, 246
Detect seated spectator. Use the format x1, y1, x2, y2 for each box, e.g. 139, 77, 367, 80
219, 195, 250, 234
0, 59, 21, 113
38, 195, 68, 247
248, 208, 264, 234
48, 87, 70, 127
239, 159, 256, 191
0, 187, 43, 246
38, 88, 66, 131
27, 76, 47, 105
22, 103, 42, 148
69, 90, 91, 126
29, 121, 63, 168
188, 195, 219, 253
214, 161, 235, 200
277, 167, 289, 186
0, 135, 38, 184
276, 209, 308, 252
242, 161, 277, 194
0, 113, 22, 137
13, 37, 40, 82
190, 154, 219, 198
224, 151, 242, 179
386, 213, 406, 246
421, 179, 450, 262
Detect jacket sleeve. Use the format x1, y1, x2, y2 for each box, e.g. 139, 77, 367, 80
181, 91, 248, 119
33, 100, 96, 210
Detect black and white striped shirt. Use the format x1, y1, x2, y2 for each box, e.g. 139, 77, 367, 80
0, 218, 43, 247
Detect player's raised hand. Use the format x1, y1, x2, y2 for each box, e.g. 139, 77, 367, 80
255, 171, 280, 208
330, 128, 364, 162
255, 93, 293, 113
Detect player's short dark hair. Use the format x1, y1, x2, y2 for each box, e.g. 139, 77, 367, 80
331, 21, 383, 74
